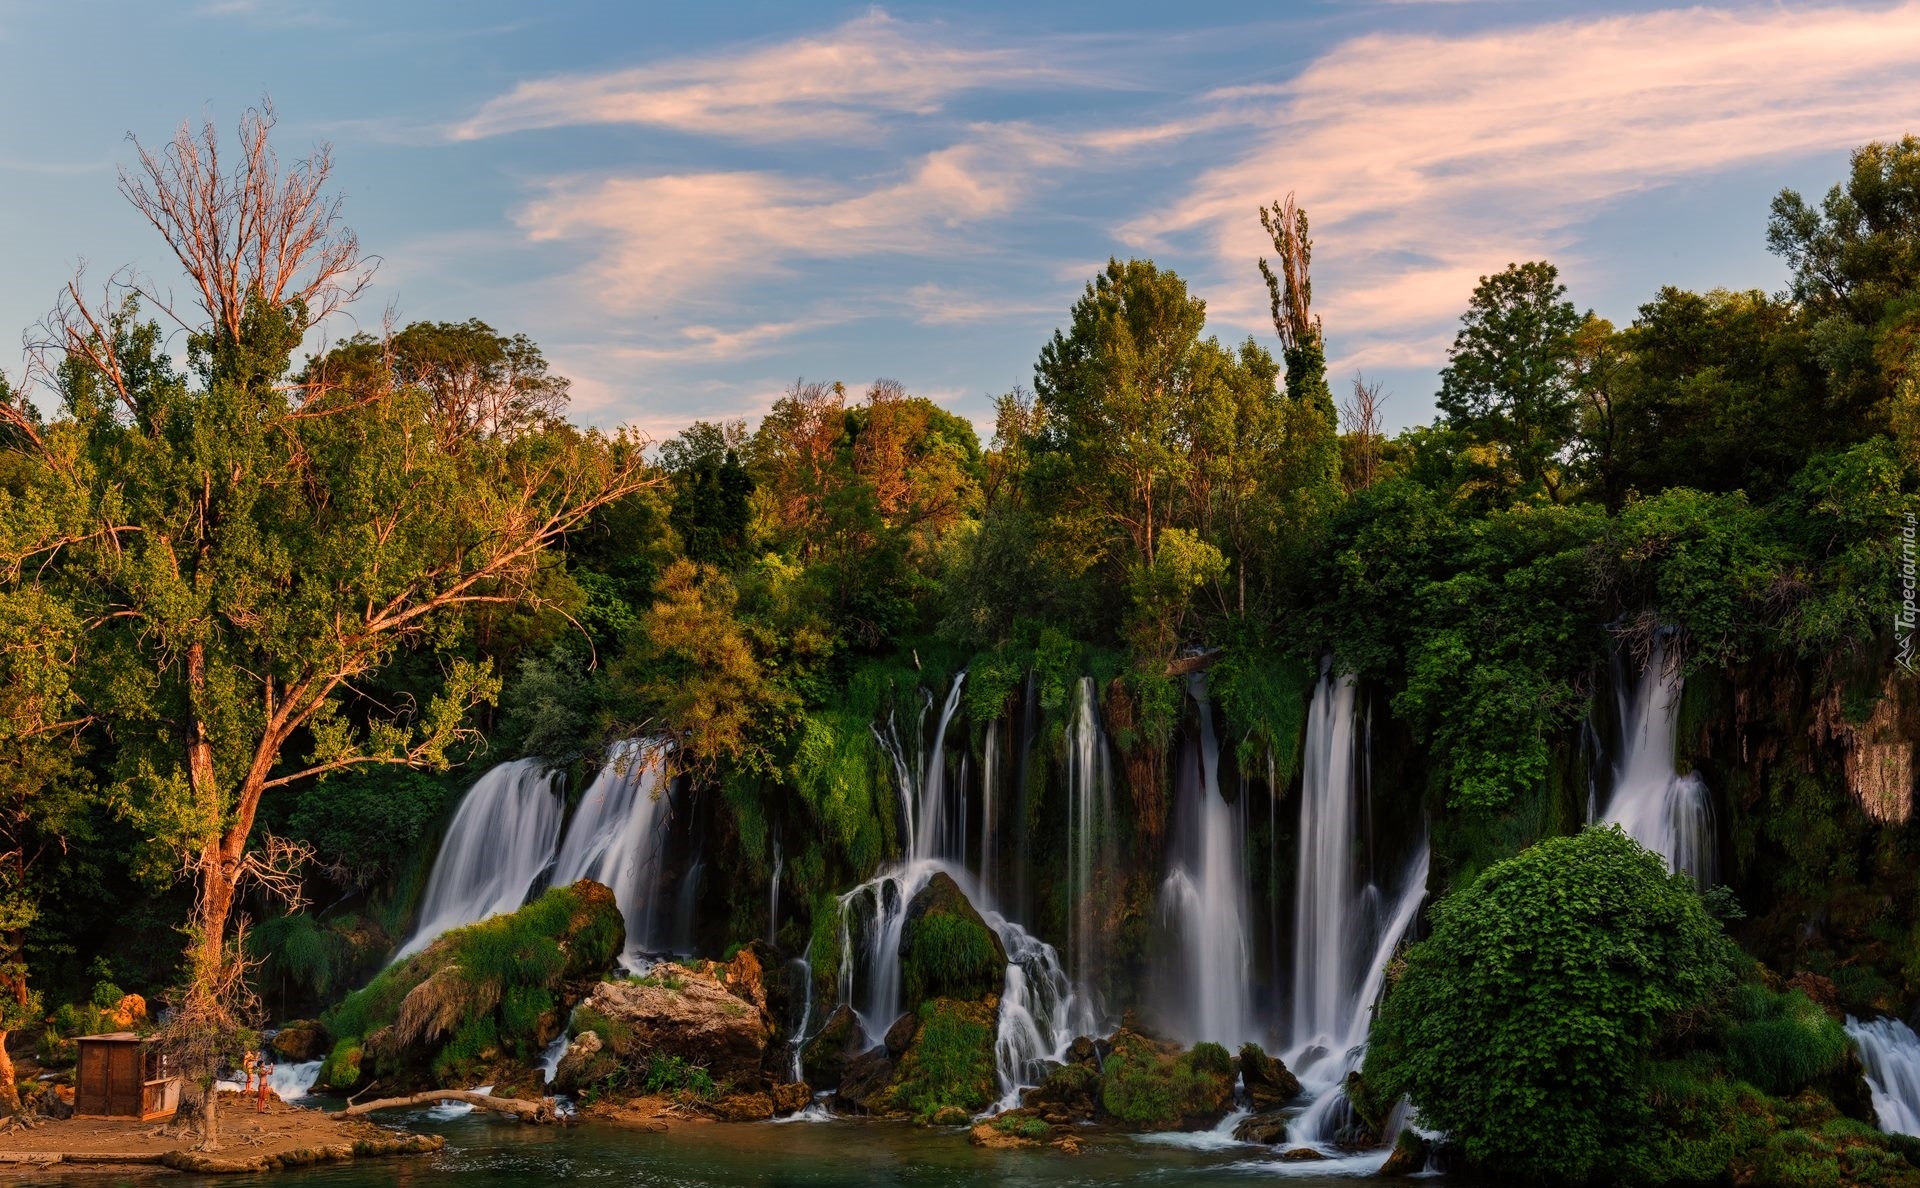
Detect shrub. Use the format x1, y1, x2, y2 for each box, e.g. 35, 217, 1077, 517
881, 999, 998, 1122
1724, 987, 1854, 1097
1363, 826, 1740, 1182
1099, 1033, 1235, 1131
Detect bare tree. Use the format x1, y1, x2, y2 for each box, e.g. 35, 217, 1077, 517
119, 102, 374, 342
1342, 373, 1389, 490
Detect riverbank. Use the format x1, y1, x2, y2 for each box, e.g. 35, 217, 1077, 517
0, 1091, 444, 1176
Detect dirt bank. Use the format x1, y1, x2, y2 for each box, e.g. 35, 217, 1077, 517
0, 1090, 443, 1175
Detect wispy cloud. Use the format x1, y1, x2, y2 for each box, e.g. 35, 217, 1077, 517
515, 124, 1080, 307
454, 11, 1097, 143
1130, 2, 1920, 365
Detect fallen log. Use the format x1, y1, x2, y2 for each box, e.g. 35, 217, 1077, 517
329, 1091, 561, 1124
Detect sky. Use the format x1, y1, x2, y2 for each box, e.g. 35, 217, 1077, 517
3, 0, 1920, 439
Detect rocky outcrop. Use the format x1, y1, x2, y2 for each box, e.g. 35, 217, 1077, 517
320, 880, 624, 1093
1233, 1110, 1291, 1144
564, 963, 773, 1091
1238, 1043, 1301, 1109
1380, 1128, 1432, 1176
898, 873, 1007, 1005
800, 1004, 859, 1090
1098, 1030, 1234, 1131
1020, 1038, 1104, 1123
272, 1020, 331, 1062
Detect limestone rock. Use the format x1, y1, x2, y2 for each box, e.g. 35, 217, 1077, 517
770, 1080, 813, 1115
800, 1004, 859, 1090
1379, 1128, 1431, 1176
273, 1020, 331, 1062
1238, 1043, 1301, 1109
1233, 1109, 1291, 1144
573, 967, 774, 1088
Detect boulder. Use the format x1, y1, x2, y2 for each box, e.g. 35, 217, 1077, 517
1379, 1128, 1432, 1176
971, 1112, 1046, 1148
708, 1091, 775, 1121
874, 998, 999, 1122
319, 880, 624, 1093
1233, 1110, 1291, 1144
1238, 1043, 1301, 1109
800, 1004, 859, 1090
898, 873, 1007, 1006
834, 1044, 895, 1113
1098, 1030, 1234, 1131
550, 1029, 611, 1095
1021, 1059, 1101, 1123
771, 1080, 813, 1115
571, 967, 774, 1088
1281, 1147, 1328, 1162
272, 1020, 331, 1062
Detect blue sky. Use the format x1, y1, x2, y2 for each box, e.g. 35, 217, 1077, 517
4, 1, 1919, 438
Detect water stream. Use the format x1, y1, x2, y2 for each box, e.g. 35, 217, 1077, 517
1603, 635, 1715, 884
1847, 1015, 1920, 1137
396, 759, 565, 959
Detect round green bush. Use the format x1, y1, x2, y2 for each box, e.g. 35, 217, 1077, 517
1363, 826, 1739, 1183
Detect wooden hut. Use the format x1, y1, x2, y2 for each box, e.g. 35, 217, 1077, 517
74, 1033, 179, 1120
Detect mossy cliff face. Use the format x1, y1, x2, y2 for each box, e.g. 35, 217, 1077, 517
318, 880, 623, 1093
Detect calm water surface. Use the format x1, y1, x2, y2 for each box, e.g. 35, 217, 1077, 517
53, 1105, 1498, 1188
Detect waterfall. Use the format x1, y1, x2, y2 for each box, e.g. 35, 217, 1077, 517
1065, 676, 1114, 1033
1604, 635, 1715, 884
831, 670, 1084, 1109
550, 738, 676, 966
1292, 666, 1361, 1056
979, 720, 1000, 904
788, 947, 815, 1082
1847, 1016, 1920, 1137
1159, 672, 1255, 1048
396, 758, 564, 959
1288, 845, 1431, 1148
769, 841, 784, 946
538, 1030, 569, 1085
267, 1059, 323, 1102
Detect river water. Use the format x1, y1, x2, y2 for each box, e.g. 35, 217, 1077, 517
60, 1110, 1476, 1187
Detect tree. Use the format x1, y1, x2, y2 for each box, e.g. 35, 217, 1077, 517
0, 576, 93, 1115
18, 107, 655, 1147
1436, 261, 1584, 502
1340, 373, 1388, 492
662, 420, 755, 568
1363, 827, 1738, 1183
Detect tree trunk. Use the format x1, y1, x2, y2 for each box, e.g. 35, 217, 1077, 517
0, 1030, 17, 1116
331, 1090, 561, 1123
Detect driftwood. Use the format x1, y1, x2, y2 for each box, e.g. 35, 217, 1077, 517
329, 1091, 562, 1124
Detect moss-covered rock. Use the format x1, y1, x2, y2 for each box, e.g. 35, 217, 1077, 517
874, 997, 1001, 1123
1239, 1042, 1301, 1109
800, 1003, 859, 1090
1021, 1052, 1102, 1123
1098, 1030, 1234, 1131
565, 963, 775, 1094
899, 873, 1007, 1005
272, 1019, 331, 1062
320, 880, 624, 1092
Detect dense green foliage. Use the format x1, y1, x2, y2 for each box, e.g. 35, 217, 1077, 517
1363, 828, 1741, 1181
322, 881, 622, 1088
1099, 1033, 1235, 1131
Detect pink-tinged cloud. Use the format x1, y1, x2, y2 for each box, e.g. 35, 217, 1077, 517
515, 125, 1078, 308
1129, 2, 1920, 365
453, 11, 1094, 143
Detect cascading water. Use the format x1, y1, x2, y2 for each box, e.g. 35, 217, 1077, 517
1158, 673, 1255, 1048
1604, 635, 1715, 884
267, 1060, 323, 1102
769, 841, 784, 945
396, 758, 565, 959
979, 720, 1000, 905
1284, 664, 1433, 1154
1292, 666, 1360, 1057
834, 671, 1086, 1111
1064, 676, 1114, 1033
550, 738, 676, 967
1847, 1016, 1920, 1137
